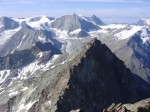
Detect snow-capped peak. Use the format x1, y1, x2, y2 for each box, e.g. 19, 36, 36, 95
25, 15, 54, 30
40, 15, 50, 23
12, 15, 55, 30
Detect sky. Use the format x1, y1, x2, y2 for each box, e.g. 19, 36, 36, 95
0, 0, 150, 23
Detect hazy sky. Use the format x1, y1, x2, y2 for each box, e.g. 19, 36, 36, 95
0, 0, 150, 23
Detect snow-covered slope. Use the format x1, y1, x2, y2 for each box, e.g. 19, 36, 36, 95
114, 25, 142, 40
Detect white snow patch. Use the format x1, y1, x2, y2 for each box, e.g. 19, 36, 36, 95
69, 29, 81, 35
89, 29, 108, 37
8, 89, 15, 92
8, 91, 19, 97
97, 30, 109, 33
21, 87, 28, 91
60, 59, 71, 65
0, 24, 4, 29
17, 100, 37, 112
19, 61, 41, 79
0, 54, 60, 83
53, 29, 69, 39
44, 101, 51, 106
141, 27, 150, 43
0, 70, 10, 84
51, 66, 56, 69
38, 52, 43, 58
114, 26, 142, 40
38, 36, 46, 42
52, 55, 59, 61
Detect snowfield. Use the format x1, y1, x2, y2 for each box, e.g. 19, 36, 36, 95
101, 24, 127, 29
114, 25, 142, 40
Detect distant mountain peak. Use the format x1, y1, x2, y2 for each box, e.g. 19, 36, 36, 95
91, 14, 98, 18
73, 13, 78, 16
0, 16, 19, 32
136, 18, 150, 26
50, 14, 100, 32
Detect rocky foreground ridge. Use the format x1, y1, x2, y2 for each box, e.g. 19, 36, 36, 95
0, 39, 150, 112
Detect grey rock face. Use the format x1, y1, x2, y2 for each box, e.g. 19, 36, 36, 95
126, 31, 150, 83
0, 16, 19, 32
0, 47, 37, 70
50, 14, 99, 32
97, 26, 150, 84
0, 23, 62, 87
0, 24, 61, 57
0, 42, 61, 70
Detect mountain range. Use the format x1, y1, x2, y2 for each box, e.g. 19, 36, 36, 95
0, 14, 150, 112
